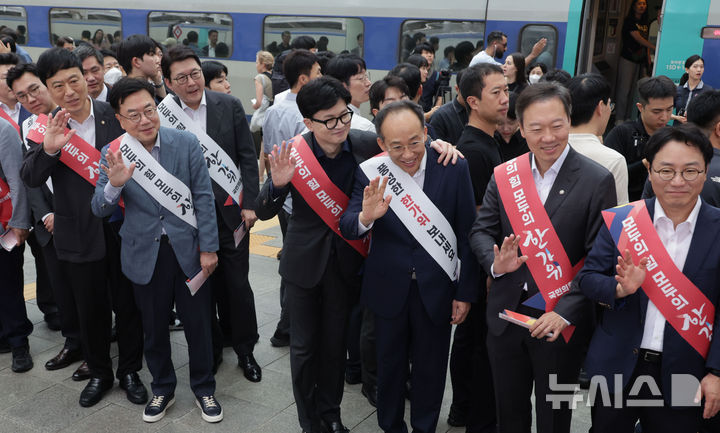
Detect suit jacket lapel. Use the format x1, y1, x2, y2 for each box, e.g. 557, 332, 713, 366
422, 147, 441, 201
543, 147, 580, 219
205, 91, 222, 140
93, 100, 109, 150
682, 201, 720, 278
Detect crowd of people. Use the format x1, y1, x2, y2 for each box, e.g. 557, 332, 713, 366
0, 9, 720, 433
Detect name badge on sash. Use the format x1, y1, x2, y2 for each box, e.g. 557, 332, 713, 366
603, 200, 714, 358
360, 155, 459, 281
108, 134, 197, 228
288, 135, 369, 257
156, 95, 243, 207
495, 154, 581, 342
0, 108, 20, 136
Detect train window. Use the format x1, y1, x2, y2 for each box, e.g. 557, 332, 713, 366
263, 16, 364, 58
399, 20, 485, 69
518, 24, 558, 69
148, 12, 233, 58
49, 8, 122, 48
0, 7, 27, 44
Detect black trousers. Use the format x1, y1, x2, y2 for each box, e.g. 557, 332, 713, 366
275, 209, 290, 336
211, 223, 259, 357
27, 232, 58, 318
286, 254, 356, 432
360, 307, 377, 388
57, 257, 113, 381
592, 356, 702, 433
132, 238, 215, 397
41, 238, 80, 350
449, 299, 496, 432
486, 307, 585, 433
0, 245, 33, 348
345, 302, 362, 378
104, 221, 144, 378
375, 281, 452, 433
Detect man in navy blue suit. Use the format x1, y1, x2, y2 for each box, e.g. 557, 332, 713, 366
577, 124, 720, 432
339, 100, 478, 433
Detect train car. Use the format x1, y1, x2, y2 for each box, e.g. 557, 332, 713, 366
0, 0, 718, 115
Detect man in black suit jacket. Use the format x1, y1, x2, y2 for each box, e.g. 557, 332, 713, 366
256, 77, 380, 433
469, 83, 617, 433
20, 48, 146, 408
162, 46, 261, 380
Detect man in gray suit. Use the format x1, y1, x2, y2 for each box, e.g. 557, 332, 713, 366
91, 78, 221, 423
469, 83, 617, 433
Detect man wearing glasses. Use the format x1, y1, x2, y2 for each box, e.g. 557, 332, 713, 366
91, 78, 221, 423
577, 123, 720, 432
160, 46, 261, 384
568, 73, 629, 205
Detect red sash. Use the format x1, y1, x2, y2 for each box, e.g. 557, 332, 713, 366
602, 200, 714, 358
288, 135, 369, 257
0, 108, 20, 136
0, 177, 12, 230
495, 154, 582, 342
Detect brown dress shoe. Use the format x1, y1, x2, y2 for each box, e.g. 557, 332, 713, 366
44, 347, 82, 371
72, 361, 91, 381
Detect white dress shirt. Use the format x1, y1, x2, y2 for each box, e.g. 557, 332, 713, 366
349, 104, 376, 133
180, 91, 207, 133
95, 84, 109, 103
0, 101, 21, 125
358, 151, 427, 234
68, 97, 96, 148
640, 198, 701, 352
569, 134, 629, 205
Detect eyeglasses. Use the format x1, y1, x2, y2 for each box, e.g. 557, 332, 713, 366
118, 106, 158, 123
172, 69, 202, 85
310, 110, 353, 129
351, 72, 371, 82
15, 84, 42, 102
388, 141, 424, 154
652, 167, 705, 181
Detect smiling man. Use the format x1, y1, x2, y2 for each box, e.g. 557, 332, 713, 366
339, 100, 478, 433
469, 82, 617, 433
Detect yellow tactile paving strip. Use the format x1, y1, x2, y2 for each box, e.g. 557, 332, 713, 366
23, 217, 281, 301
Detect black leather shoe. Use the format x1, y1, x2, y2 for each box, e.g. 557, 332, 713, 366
269, 330, 289, 347
11, 346, 33, 373
361, 383, 377, 407
320, 419, 349, 433
345, 369, 361, 385
44, 313, 62, 331
72, 361, 91, 381
447, 403, 467, 427
79, 377, 113, 407
45, 347, 82, 370
238, 353, 261, 382
119, 372, 148, 404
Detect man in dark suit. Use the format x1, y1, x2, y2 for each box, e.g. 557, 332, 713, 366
339, 100, 478, 433
256, 77, 380, 433
21, 48, 146, 408
92, 78, 222, 423
469, 83, 617, 433
161, 46, 261, 381
577, 124, 720, 432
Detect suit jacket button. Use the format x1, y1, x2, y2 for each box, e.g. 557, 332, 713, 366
160, 216, 164, 220
154, 237, 159, 242
632, 348, 639, 355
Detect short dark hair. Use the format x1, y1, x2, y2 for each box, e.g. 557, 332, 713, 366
6, 62, 39, 89
55, 36, 74, 48
453, 41, 475, 65
291, 36, 316, 51
283, 49, 318, 88
0, 52, 19, 67
208, 29, 218, 36
81, 30, 91, 39
406, 54, 428, 71
486, 31, 507, 45
528, 62, 548, 76
567, 73, 611, 126
369, 75, 410, 111
388, 63, 422, 99
161, 45, 200, 80
316, 50, 336, 74
325, 53, 366, 85
540, 68, 571, 86
644, 123, 713, 167
443, 46, 455, 57
413, 42, 435, 55
201, 60, 228, 87
108, 77, 155, 112
100, 48, 118, 61
215, 42, 229, 58
296, 76, 351, 119
459, 63, 503, 101
375, 100, 425, 140
515, 82, 571, 126
36, 48, 83, 85
187, 31, 199, 43
687, 90, 720, 133
118, 34, 157, 74
73, 44, 103, 66
638, 75, 677, 104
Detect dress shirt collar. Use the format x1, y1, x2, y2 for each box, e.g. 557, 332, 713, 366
311, 134, 351, 159
0, 100, 20, 117
653, 196, 701, 235
180, 90, 207, 112
683, 80, 704, 90
96, 84, 108, 102
531, 143, 570, 179
412, 148, 428, 181
68, 97, 95, 127
349, 104, 361, 114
